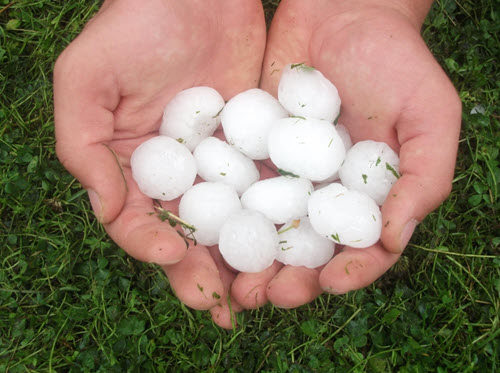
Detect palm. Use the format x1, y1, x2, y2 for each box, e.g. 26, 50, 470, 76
90, 0, 265, 161
312, 17, 421, 149
231, 0, 461, 309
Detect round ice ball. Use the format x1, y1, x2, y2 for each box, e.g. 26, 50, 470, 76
268, 117, 346, 182
221, 88, 289, 160
339, 140, 400, 205
219, 209, 279, 273
336, 124, 353, 152
241, 176, 313, 224
130, 136, 197, 201
318, 124, 353, 183
193, 137, 259, 195
159, 86, 225, 151
308, 183, 382, 248
278, 63, 341, 123
179, 182, 241, 246
276, 216, 335, 269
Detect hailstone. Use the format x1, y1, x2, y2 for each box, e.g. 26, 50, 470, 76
193, 137, 259, 195
278, 63, 341, 122
159, 86, 225, 151
276, 216, 335, 269
240, 176, 313, 224
319, 123, 354, 183
130, 136, 197, 201
221, 88, 289, 160
308, 183, 382, 248
219, 209, 279, 273
335, 124, 353, 152
268, 117, 345, 181
339, 140, 400, 205
179, 182, 241, 246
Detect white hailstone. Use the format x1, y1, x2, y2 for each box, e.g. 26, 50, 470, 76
130, 136, 197, 201
179, 182, 241, 246
276, 217, 335, 269
278, 63, 341, 122
193, 137, 259, 195
335, 124, 353, 151
319, 124, 353, 183
219, 209, 279, 273
159, 86, 225, 151
240, 176, 314, 224
339, 140, 400, 205
221, 88, 289, 160
268, 117, 346, 182
308, 183, 382, 249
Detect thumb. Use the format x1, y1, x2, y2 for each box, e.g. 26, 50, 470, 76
54, 39, 126, 224
381, 65, 462, 253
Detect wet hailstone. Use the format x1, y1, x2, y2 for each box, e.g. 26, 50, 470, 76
130, 135, 197, 201
276, 216, 335, 269
241, 176, 314, 224
193, 136, 259, 196
278, 63, 341, 123
339, 140, 400, 205
268, 117, 346, 182
221, 88, 289, 160
308, 183, 382, 248
159, 86, 225, 151
218, 209, 279, 273
179, 182, 242, 246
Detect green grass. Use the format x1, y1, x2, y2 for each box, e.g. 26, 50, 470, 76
1, 0, 499, 371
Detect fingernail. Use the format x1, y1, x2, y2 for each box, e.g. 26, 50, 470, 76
87, 189, 103, 222
400, 219, 418, 252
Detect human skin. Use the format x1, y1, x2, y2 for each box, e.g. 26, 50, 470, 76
53, 0, 266, 328
230, 0, 462, 309
55, 0, 461, 327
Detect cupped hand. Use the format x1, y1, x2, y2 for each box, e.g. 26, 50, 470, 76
54, 0, 266, 328
231, 0, 462, 309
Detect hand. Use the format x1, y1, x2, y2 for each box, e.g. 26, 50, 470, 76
231, 0, 461, 309
54, 0, 266, 328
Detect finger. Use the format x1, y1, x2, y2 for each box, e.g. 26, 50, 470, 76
260, 0, 312, 96
104, 169, 187, 265
210, 296, 240, 329
266, 266, 323, 309
163, 245, 224, 311
319, 244, 401, 294
231, 261, 282, 309
381, 64, 462, 253
208, 246, 243, 329
204, 0, 266, 100
54, 38, 125, 224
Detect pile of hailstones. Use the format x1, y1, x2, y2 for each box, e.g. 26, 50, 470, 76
131, 63, 400, 273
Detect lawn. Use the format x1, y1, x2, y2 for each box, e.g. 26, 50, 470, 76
0, 0, 498, 372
